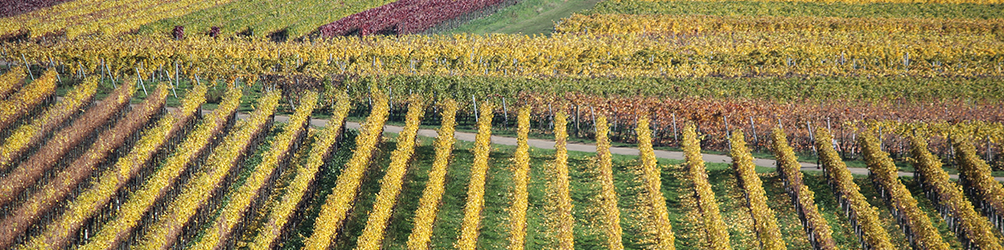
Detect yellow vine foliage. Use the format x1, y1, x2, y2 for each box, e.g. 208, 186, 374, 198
0, 0, 235, 38
251, 91, 353, 249
193, 91, 317, 250
1, 83, 157, 249
10, 32, 1004, 79
508, 106, 531, 250
550, 111, 576, 249
134, 90, 280, 250
356, 97, 425, 250
681, 123, 731, 249
868, 120, 1004, 146
768, 128, 837, 250
457, 102, 495, 250
595, 115, 625, 250
0, 76, 133, 207
558, 14, 1004, 36
637, 116, 676, 249
0, 76, 96, 172
76, 86, 241, 250
304, 91, 389, 250
729, 130, 785, 250
407, 99, 459, 250
0, 66, 27, 98
0, 69, 57, 133
859, 132, 949, 249
176, 84, 210, 121
908, 136, 1003, 249
20, 83, 209, 250
7, 83, 165, 244
951, 137, 1004, 233
815, 128, 894, 249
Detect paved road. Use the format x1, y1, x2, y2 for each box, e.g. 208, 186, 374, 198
249, 113, 1004, 182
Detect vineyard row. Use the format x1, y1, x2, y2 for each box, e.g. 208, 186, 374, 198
7, 30, 1004, 80
3, 90, 1004, 249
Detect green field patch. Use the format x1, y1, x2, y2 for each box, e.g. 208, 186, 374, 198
446, 0, 602, 35
138, 0, 396, 40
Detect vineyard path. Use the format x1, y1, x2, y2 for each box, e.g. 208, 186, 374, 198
246, 112, 1003, 182
142, 105, 1003, 182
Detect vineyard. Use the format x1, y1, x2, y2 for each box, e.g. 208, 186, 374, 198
317, 0, 510, 36
2, 0, 1004, 248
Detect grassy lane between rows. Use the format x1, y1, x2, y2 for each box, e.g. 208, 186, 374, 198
276, 130, 358, 250
445, 0, 601, 35
428, 141, 475, 249
184, 123, 283, 248
378, 137, 436, 248
567, 153, 606, 249
612, 157, 670, 249
235, 128, 312, 248
478, 148, 517, 248
331, 136, 395, 249
525, 148, 559, 249
425, 138, 516, 249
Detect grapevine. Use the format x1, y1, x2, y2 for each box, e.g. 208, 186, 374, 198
952, 137, 1004, 235
859, 131, 950, 249
557, 13, 1004, 36
908, 135, 1003, 249
249, 91, 352, 249
0, 2, 1001, 248
0, 0, 71, 17
191, 91, 316, 250
0, 84, 166, 249
0, 79, 133, 208
0, 0, 235, 38
636, 116, 676, 249
728, 130, 785, 250
587, 0, 1004, 19
769, 128, 837, 250
681, 123, 731, 249
317, 0, 509, 36
508, 106, 531, 250
0, 69, 56, 136
0, 66, 27, 99
593, 115, 624, 249
550, 111, 576, 249
17, 83, 207, 250
139, 0, 394, 38
355, 97, 424, 250
65, 86, 239, 250
0, 76, 97, 173
815, 128, 894, 249
406, 99, 458, 250
7, 32, 1004, 79
132, 90, 280, 250
303, 91, 389, 250
457, 102, 495, 250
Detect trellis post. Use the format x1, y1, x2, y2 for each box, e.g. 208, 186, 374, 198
472, 94, 479, 124
135, 68, 148, 96
672, 113, 678, 144
21, 53, 33, 80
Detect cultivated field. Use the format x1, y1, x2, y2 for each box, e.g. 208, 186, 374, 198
1, 0, 1003, 249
